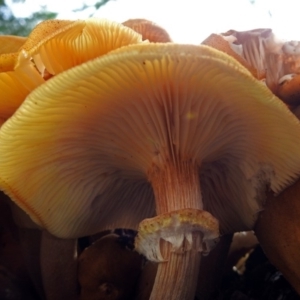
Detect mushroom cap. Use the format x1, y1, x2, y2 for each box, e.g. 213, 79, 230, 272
0, 43, 300, 238
78, 233, 143, 300
122, 19, 172, 42
17, 18, 143, 76
0, 20, 72, 73
0, 18, 143, 123
202, 29, 277, 81
202, 29, 300, 106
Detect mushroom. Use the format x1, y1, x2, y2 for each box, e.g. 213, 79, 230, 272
122, 19, 172, 42
201, 29, 300, 109
0, 43, 300, 300
255, 164, 300, 294
221, 28, 278, 80
201, 33, 258, 78
78, 233, 143, 300
0, 20, 76, 122
0, 18, 143, 122
202, 29, 277, 80
0, 18, 144, 299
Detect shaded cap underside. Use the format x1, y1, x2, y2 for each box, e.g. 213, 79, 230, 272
0, 44, 300, 238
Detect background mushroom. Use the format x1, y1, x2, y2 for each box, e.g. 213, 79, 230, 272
0, 43, 300, 300
0, 18, 143, 123
255, 174, 300, 294
202, 28, 278, 81
122, 19, 172, 42
201, 29, 300, 110
78, 232, 143, 300
0, 18, 144, 300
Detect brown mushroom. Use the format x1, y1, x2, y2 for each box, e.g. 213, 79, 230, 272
201, 29, 300, 108
255, 171, 300, 294
0, 43, 300, 300
78, 233, 143, 300
122, 19, 172, 42
202, 28, 277, 80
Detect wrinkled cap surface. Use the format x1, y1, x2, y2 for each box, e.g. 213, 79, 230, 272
0, 43, 300, 238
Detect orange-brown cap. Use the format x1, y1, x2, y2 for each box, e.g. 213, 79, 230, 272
123, 19, 172, 42
0, 43, 300, 238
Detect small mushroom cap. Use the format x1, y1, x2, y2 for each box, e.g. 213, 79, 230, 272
0, 18, 143, 122
19, 19, 73, 51
122, 19, 172, 42
1, 43, 300, 238
0, 20, 72, 73
18, 18, 143, 76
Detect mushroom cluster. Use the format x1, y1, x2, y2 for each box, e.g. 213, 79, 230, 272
1, 18, 300, 300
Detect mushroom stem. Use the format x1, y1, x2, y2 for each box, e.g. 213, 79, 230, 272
151, 237, 201, 299
149, 160, 203, 213
148, 161, 203, 299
